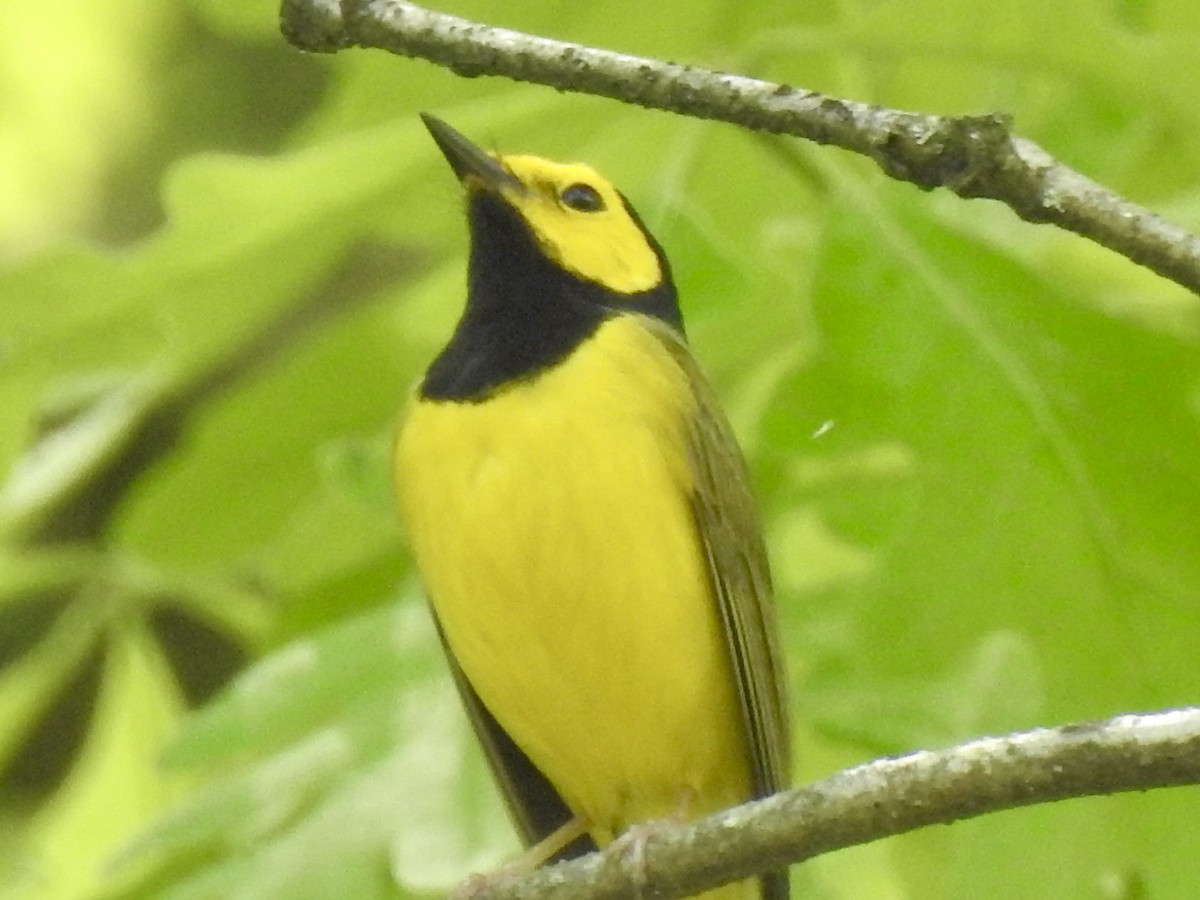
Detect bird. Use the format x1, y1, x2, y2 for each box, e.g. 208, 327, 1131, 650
394, 113, 791, 900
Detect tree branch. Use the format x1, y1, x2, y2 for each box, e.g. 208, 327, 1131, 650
277, 0, 1200, 298
469, 708, 1200, 900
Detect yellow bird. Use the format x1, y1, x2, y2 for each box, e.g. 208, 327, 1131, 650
394, 114, 791, 900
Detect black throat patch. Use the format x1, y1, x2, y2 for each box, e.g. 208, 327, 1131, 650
420, 191, 683, 403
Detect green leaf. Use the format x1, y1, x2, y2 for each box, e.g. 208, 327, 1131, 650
116, 596, 513, 899
3, 625, 190, 900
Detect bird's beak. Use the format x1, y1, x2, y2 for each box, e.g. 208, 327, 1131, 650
420, 113, 525, 195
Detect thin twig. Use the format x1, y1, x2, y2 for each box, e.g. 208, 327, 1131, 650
278, 0, 1200, 298
481, 709, 1200, 900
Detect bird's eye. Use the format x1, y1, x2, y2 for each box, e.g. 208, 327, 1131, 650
560, 183, 605, 212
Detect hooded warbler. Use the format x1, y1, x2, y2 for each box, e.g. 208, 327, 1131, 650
394, 114, 791, 900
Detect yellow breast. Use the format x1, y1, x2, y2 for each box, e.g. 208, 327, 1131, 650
394, 314, 751, 842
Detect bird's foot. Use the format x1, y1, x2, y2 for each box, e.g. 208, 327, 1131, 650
450, 814, 591, 897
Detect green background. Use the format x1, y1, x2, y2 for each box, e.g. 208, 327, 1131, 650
2, 0, 1198, 897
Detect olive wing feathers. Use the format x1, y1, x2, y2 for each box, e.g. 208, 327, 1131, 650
651, 320, 792, 799
652, 320, 791, 900
432, 615, 596, 862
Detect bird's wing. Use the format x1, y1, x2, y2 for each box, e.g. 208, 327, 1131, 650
650, 319, 792, 801
649, 321, 791, 900
431, 614, 597, 861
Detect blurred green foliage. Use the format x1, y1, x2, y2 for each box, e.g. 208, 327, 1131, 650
1, 0, 1198, 898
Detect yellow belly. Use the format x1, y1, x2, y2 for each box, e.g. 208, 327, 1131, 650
395, 315, 752, 844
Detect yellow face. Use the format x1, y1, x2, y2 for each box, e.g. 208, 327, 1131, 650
469, 154, 662, 296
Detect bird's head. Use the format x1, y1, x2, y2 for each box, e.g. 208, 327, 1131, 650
421, 113, 665, 297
